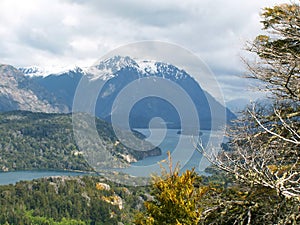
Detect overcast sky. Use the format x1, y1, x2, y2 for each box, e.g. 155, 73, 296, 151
0, 0, 289, 102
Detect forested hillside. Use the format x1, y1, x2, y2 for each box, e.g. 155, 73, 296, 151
0, 175, 150, 224
0, 111, 160, 172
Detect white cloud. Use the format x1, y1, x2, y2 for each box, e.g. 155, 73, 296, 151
0, 0, 290, 100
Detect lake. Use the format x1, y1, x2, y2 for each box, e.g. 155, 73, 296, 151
0, 129, 224, 185
0, 170, 88, 185
116, 128, 224, 177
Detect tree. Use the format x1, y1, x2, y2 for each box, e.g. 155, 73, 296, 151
134, 152, 208, 225
247, 3, 300, 101
199, 2, 300, 203
199, 184, 300, 225
136, 3, 300, 225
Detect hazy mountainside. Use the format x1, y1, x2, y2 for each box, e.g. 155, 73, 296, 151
31, 67, 84, 109
0, 64, 68, 113
226, 98, 250, 113
0, 111, 161, 172
18, 56, 236, 130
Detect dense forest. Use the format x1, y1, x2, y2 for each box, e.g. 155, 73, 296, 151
0, 111, 160, 172
0, 175, 152, 224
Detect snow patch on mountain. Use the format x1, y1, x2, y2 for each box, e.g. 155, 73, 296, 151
87, 56, 188, 81
19, 56, 189, 81
96, 56, 138, 72
19, 65, 85, 77
136, 59, 158, 74
86, 56, 138, 81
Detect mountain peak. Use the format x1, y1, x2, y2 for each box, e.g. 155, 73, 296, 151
18, 65, 84, 77
88, 55, 188, 81
18, 55, 189, 81
95, 56, 138, 72
135, 59, 158, 74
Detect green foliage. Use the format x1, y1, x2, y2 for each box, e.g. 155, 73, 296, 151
0, 111, 91, 171
0, 175, 148, 224
135, 164, 300, 225
23, 211, 86, 225
135, 153, 208, 225
250, 3, 300, 100
0, 111, 157, 172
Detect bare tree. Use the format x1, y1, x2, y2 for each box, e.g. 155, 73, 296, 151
199, 3, 300, 201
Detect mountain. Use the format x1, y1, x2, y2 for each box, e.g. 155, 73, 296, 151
17, 66, 85, 111
1, 56, 235, 130
31, 67, 85, 110
0, 111, 161, 172
0, 64, 68, 113
19, 56, 235, 130
88, 56, 236, 130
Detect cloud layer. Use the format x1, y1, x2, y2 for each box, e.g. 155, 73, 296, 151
0, 0, 288, 101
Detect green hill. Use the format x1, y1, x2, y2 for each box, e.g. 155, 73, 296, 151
0, 175, 150, 224
0, 111, 161, 172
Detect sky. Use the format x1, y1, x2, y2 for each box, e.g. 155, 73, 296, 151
0, 0, 289, 102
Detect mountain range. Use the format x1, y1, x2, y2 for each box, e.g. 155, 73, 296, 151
0, 56, 236, 130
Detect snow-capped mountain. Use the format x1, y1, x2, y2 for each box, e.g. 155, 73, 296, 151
87, 56, 188, 81
86, 56, 235, 129
18, 65, 85, 77
92, 56, 138, 78
1, 56, 236, 129
18, 66, 44, 77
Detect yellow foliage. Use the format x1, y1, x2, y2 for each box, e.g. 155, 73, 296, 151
268, 164, 293, 173
101, 195, 123, 209
134, 151, 212, 225
96, 182, 110, 191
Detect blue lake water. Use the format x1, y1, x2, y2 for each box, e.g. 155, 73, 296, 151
0, 170, 87, 185
116, 128, 225, 177
0, 129, 225, 185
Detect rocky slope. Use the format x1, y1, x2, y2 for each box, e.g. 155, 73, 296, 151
0, 64, 68, 113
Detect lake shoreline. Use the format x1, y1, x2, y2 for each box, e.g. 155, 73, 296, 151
0, 170, 96, 185
0, 129, 222, 185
